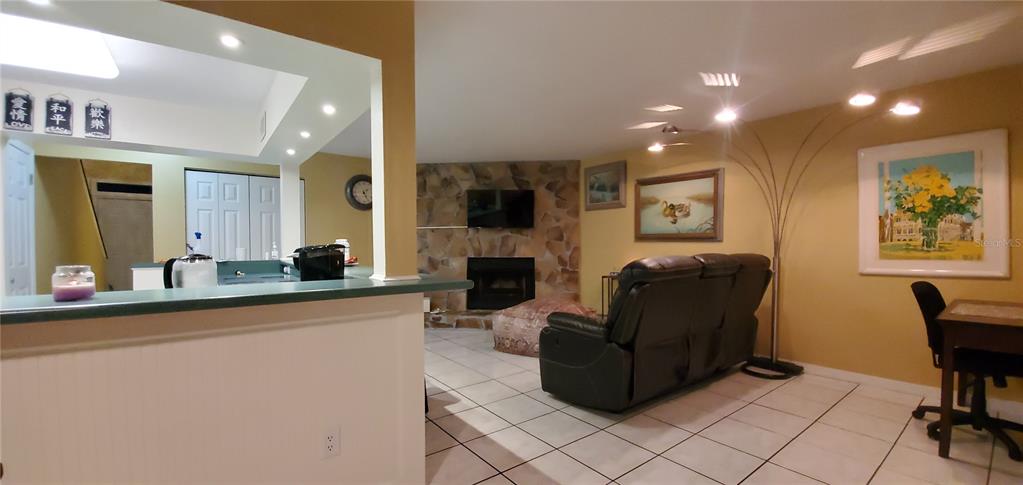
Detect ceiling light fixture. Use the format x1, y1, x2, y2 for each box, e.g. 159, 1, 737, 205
628, 121, 666, 130
0, 14, 119, 79
890, 101, 921, 116
700, 72, 740, 87
299, 131, 311, 139
848, 93, 877, 107
286, 148, 296, 156
219, 34, 241, 49
322, 104, 336, 115
661, 125, 680, 135
714, 108, 738, 123
646, 104, 684, 112
26, 0, 52, 5
647, 143, 665, 152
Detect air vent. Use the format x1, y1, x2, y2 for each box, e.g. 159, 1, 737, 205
96, 182, 152, 195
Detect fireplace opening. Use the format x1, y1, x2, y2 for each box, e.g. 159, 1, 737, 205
466, 257, 536, 310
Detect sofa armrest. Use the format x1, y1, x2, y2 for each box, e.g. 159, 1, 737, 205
547, 312, 607, 339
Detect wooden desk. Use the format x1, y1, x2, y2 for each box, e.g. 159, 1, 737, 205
936, 299, 1023, 458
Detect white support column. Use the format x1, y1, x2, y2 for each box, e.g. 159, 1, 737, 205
369, 63, 389, 280
279, 163, 302, 255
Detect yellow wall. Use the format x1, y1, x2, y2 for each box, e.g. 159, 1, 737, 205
299, 152, 374, 266
580, 65, 1023, 397
35, 145, 373, 265
34, 157, 108, 293
178, 1, 418, 276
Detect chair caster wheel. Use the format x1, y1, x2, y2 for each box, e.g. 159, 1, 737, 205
912, 409, 926, 419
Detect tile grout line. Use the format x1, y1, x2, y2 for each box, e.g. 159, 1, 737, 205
864, 395, 923, 485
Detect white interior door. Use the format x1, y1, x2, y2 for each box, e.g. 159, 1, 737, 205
185, 170, 217, 258
249, 175, 281, 259
217, 173, 250, 261
3, 140, 35, 296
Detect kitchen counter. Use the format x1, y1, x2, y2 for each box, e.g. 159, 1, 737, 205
1, 266, 470, 325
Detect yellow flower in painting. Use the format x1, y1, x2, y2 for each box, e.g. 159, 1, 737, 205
912, 191, 932, 212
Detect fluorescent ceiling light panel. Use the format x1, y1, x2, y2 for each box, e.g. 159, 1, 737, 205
646, 104, 684, 112
900, 10, 1017, 60
852, 37, 911, 69
628, 121, 667, 130
700, 72, 740, 87
0, 14, 119, 79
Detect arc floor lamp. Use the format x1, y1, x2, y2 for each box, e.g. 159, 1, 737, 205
652, 94, 922, 379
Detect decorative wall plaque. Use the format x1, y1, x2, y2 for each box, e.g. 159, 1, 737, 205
4, 89, 34, 131
44, 94, 73, 136
85, 99, 111, 139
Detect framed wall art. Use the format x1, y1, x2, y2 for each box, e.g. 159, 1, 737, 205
857, 129, 1009, 277
635, 168, 723, 241
585, 160, 627, 210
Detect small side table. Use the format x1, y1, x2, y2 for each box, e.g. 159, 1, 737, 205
600, 272, 619, 319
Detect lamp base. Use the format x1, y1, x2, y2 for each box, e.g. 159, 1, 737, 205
741, 356, 804, 380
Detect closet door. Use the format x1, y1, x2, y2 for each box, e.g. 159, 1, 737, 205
249, 176, 281, 259
217, 173, 250, 260
185, 170, 218, 258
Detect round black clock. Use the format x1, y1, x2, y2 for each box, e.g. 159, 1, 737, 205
345, 174, 372, 211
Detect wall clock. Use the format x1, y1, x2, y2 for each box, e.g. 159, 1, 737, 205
345, 174, 372, 211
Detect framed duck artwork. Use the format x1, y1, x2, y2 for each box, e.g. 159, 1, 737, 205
635, 168, 723, 241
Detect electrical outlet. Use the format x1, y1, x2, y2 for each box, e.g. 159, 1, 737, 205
324, 427, 341, 458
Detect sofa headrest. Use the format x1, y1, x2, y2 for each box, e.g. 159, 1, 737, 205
693, 253, 740, 277
619, 255, 703, 285
731, 253, 772, 272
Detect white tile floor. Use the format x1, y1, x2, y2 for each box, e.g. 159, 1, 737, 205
423, 328, 1020, 485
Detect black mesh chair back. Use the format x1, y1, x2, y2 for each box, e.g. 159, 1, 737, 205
911, 281, 946, 367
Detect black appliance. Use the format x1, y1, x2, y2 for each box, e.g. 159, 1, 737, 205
467, 189, 534, 228
292, 244, 345, 281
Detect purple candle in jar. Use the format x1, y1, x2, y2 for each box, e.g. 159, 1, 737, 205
53, 283, 96, 302
51, 265, 96, 302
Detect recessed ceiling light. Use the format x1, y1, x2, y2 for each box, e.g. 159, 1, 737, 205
848, 93, 877, 107
646, 104, 684, 112
219, 34, 241, 49
0, 14, 119, 79
26, 0, 51, 5
628, 121, 666, 130
890, 101, 921, 116
286, 148, 296, 156
322, 104, 336, 115
700, 72, 740, 87
647, 143, 665, 152
714, 108, 738, 123
299, 131, 311, 139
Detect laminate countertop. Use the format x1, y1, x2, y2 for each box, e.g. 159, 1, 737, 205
0, 266, 470, 325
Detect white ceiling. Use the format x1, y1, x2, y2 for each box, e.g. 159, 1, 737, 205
2, 34, 279, 110
1, 1, 375, 165
414, 1, 1023, 163
322, 109, 370, 158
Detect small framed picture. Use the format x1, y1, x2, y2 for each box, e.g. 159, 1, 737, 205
635, 168, 723, 241
585, 160, 627, 210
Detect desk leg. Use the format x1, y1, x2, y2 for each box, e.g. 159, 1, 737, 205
939, 331, 955, 458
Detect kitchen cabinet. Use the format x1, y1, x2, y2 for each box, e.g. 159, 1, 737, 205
185, 170, 303, 261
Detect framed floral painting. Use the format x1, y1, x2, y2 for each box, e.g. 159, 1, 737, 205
857, 129, 1009, 277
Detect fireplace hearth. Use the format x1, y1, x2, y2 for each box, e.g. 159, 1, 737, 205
466, 257, 536, 310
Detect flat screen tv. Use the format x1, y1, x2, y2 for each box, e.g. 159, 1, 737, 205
466, 189, 534, 228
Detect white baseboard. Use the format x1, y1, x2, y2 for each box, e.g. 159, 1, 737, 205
788, 359, 1023, 420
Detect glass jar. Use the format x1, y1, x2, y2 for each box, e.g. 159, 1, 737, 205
52, 265, 96, 302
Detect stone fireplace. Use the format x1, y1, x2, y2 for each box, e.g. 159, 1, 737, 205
418, 161, 580, 326
466, 257, 536, 310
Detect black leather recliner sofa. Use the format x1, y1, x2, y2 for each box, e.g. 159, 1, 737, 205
538, 253, 771, 412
